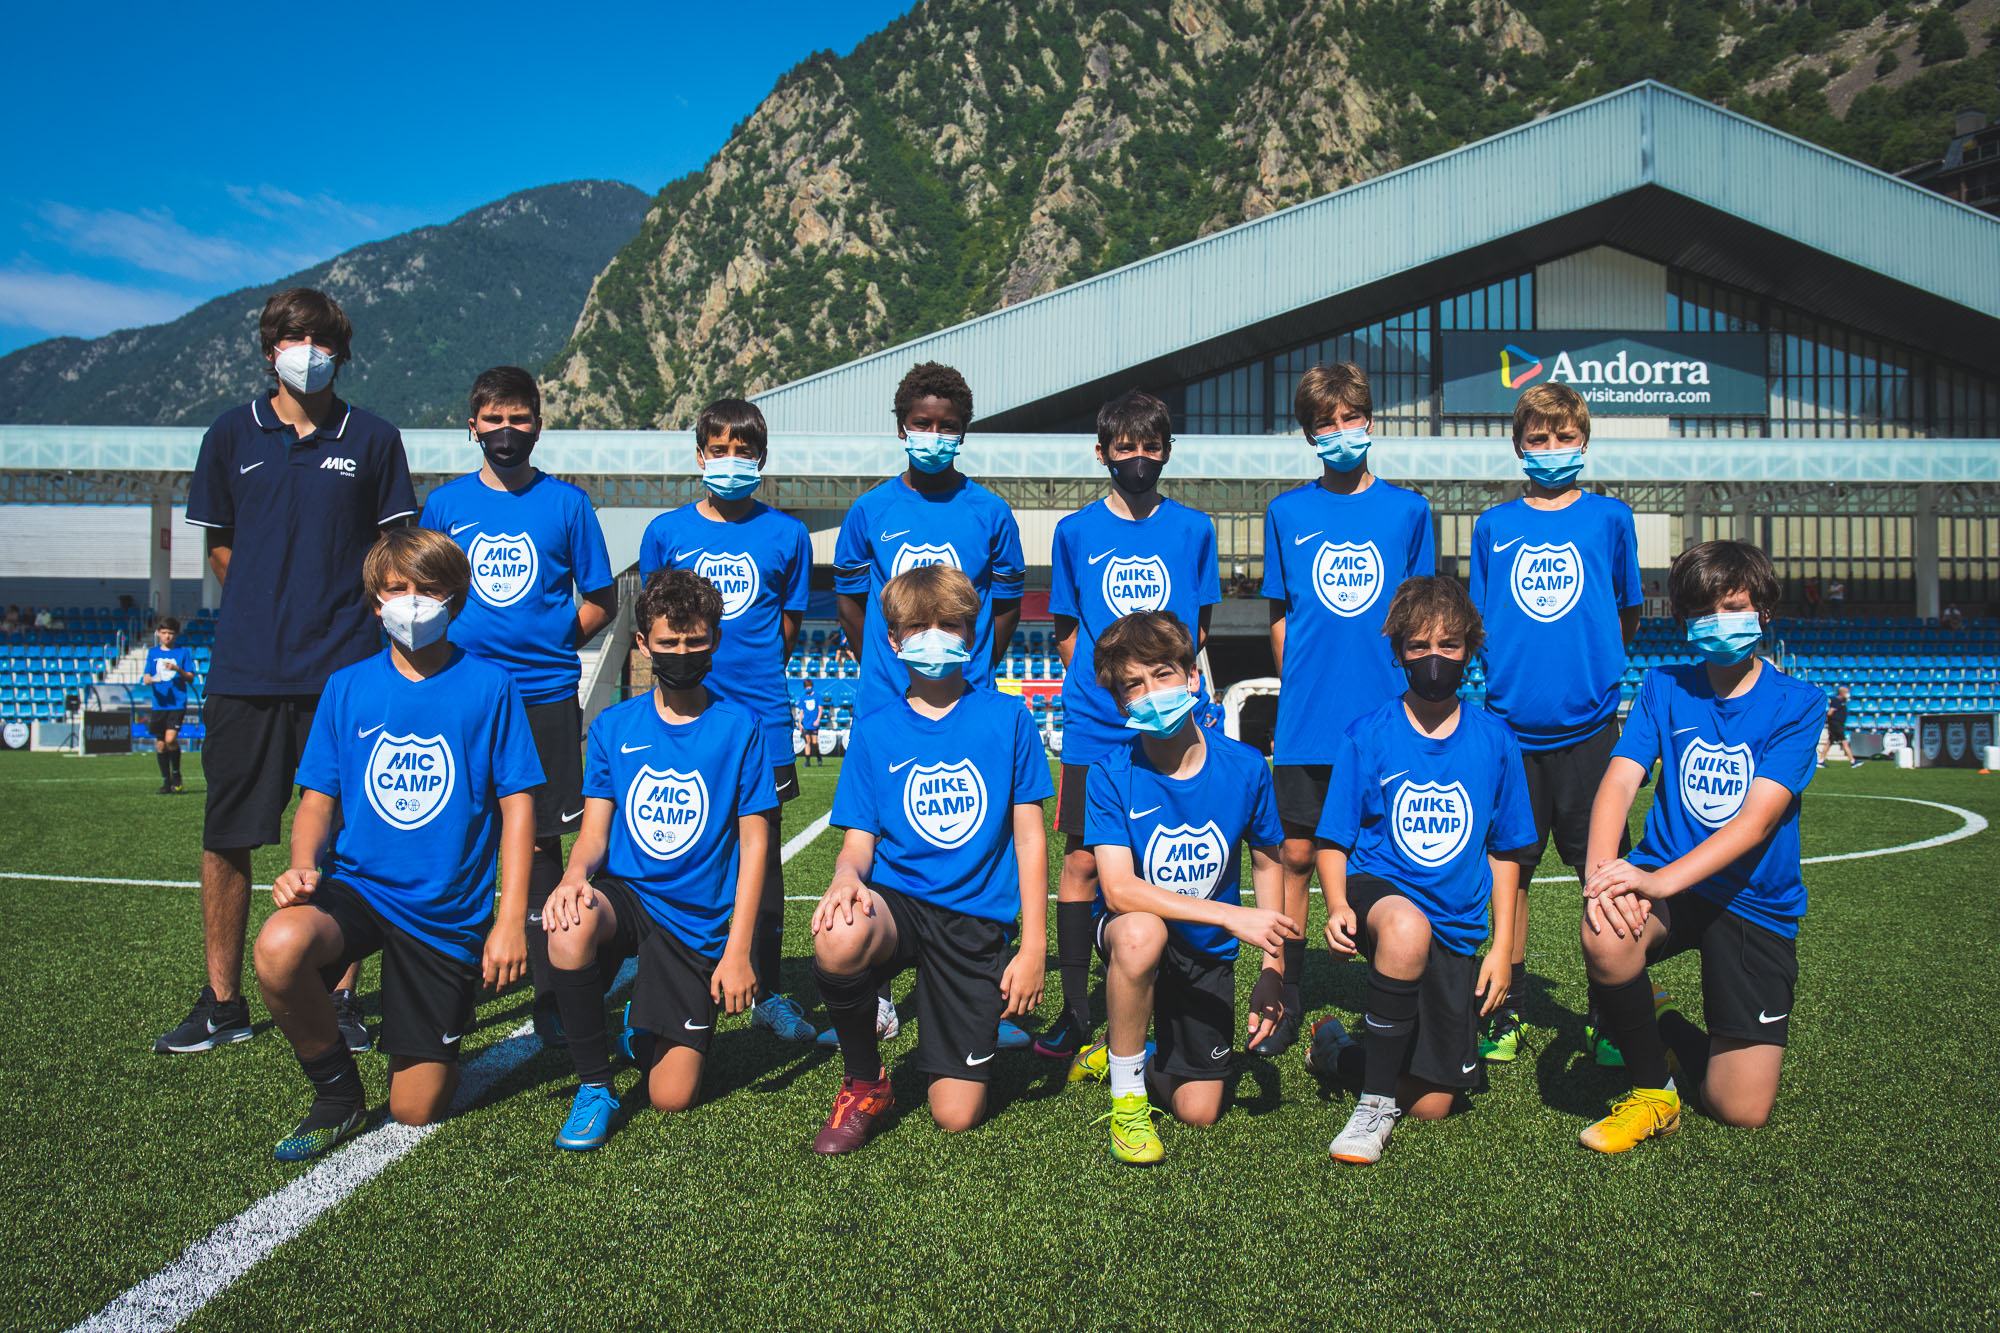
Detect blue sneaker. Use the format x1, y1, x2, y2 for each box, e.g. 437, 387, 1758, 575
997, 1018, 1032, 1050
554, 1082, 619, 1151
815, 995, 900, 1046
615, 1002, 639, 1063
751, 993, 817, 1043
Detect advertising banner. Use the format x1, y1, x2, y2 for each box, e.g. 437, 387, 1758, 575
1917, 713, 1996, 769
83, 710, 130, 756
1441, 331, 1767, 416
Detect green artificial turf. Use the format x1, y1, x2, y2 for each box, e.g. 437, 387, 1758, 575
2, 751, 1995, 1331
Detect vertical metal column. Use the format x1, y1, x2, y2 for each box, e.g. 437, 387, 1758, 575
148, 483, 173, 621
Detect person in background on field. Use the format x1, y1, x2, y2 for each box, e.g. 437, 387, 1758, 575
144, 616, 198, 795
1817, 685, 1859, 769
798, 680, 824, 768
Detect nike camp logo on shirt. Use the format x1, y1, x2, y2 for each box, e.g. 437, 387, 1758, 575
1491, 537, 1523, 553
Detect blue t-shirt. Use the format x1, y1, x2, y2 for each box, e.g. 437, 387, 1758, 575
144, 645, 196, 709
1316, 700, 1537, 955
1050, 498, 1222, 764
1262, 478, 1435, 764
582, 690, 778, 958
295, 649, 545, 964
1083, 732, 1284, 962
1470, 493, 1641, 750
800, 694, 823, 730
1613, 663, 1822, 939
186, 396, 419, 695
638, 501, 811, 763
420, 470, 615, 707
830, 686, 1055, 926
833, 476, 1026, 715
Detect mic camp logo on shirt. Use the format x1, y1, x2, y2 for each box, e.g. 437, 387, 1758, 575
625, 766, 710, 860
467, 533, 538, 608
1142, 821, 1228, 899
1311, 541, 1383, 618
695, 552, 760, 621
1390, 780, 1473, 867
365, 732, 457, 831
1679, 738, 1754, 828
1510, 541, 1585, 622
1103, 555, 1172, 616
902, 759, 988, 850
890, 542, 962, 577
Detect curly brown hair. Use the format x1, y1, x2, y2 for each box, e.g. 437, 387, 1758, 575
636, 568, 724, 638
1381, 575, 1483, 657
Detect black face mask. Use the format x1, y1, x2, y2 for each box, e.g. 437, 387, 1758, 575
651, 649, 713, 692
1401, 653, 1466, 703
478, 426, 537, 471
1106, 455, 1164, 496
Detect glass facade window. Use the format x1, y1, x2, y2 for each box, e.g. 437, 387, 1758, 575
1942, 518, 2000, 606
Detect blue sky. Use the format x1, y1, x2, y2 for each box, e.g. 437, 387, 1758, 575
0, 1, 914, 356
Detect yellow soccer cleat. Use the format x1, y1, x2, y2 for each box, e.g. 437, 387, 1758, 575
1580, 1086, 1681, 1153
1069, 1040, 1110, 1084
1095, 1091, 1165, 1165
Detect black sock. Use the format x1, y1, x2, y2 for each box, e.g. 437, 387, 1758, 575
156, 749, 171, 781
815, 962, 882, 1082
1361, 968, 1421, 1098
299, 1044, 363, 1116
1506, 959, 1527, 1014
752, 887, 784, 1000
168, 744, 181, 780
1055, 901, 1094, 1029
1658, 1008, 1711, 1087
525, 844, 564, 1006
1282, 937, 1306, 1019
554, 964, 611, 1085
1591, 973, 1671, 1090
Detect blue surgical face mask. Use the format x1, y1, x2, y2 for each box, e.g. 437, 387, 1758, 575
1686, 611, 1763, 665
1521, 445, 1585, 488
895, 627, 970, 679
1311, 426, 1371, 472
1123, 685, 1198, 738
903, 430, 962, 474
701, 455, 763, 500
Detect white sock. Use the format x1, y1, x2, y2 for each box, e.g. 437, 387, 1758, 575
1108, 1049, 1147, 1098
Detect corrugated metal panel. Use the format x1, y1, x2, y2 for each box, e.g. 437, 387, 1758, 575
1536, 246, 1668, 329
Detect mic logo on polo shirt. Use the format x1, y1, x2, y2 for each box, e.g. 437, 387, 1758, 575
1103, 556, 1171, 616
319, 456, 357, 475
890, 542, 962, 577
468, 533, 538, 608
625, 765, 710, 859
1510, 542, 1585, 622
1311, 541, 1383, 618
366, 733, 457, 831
1143, 821, 1227, 899
695, 552, 760, 621
903, 759, 987, 850
1679, 738, 1753, 828
1391, 779, 1472, 866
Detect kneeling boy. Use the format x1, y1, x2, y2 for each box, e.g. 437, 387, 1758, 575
1577, 541, 1821, 1152
1075, 611, 1294, 1164
808, 564, 1052, 1153
1316, 576, 1535, 1164
254, 529, 544, 1160
540, 569, 774, 1149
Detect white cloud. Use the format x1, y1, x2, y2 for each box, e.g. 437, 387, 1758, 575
226, 183, 378, 232
34, 201, 315, 283
0, 268, 194, 338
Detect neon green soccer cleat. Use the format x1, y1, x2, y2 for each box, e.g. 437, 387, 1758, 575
1068, 1039, 1154, 1085
1095, 1091, 1165, 1165
1479, 1009, 1524, 1063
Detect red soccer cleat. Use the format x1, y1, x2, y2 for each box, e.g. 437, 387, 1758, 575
812, 1073, 892, 1155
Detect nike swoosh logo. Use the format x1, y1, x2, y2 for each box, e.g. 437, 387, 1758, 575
1129, 805, 1161, 819
560, 808, 584, 823
1672, 727, 1700, 736
674, 549, 701, 560
684, 1019, 711, 1031
621, 742, 650, 753
1461, 1062, 1479, 1073
964, 1052, 994, 1066
450, 521, 478, 536
1491, 537, 1523, 553
357, 723, 384, 738
1209, 1046, 1230, 1060
881, 530, 910, 542
1380, 770, 1408, 787
889, 758, 916, 773
1087, 549, 1116, 565
1292, 530, 1322, 546
441, 1032, 462, 1044
1758, 1010, 1788, 1024
239, 461, 264, 474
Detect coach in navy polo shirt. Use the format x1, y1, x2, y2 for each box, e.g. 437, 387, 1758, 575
154, 288, 418, 1057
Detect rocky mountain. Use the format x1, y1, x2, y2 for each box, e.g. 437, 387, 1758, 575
0, 181, 649, 428
545, 0, 1997, 429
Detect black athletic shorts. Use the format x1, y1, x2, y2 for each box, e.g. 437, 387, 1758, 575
202, 693, 318, 851
1346, 874, 1487, 1093
524, 698, 584, 839
1055, 762, 1090, 838
1519, 718, 1630, 870
772, 763, 800, 804
1825, 720, 1846, 743
1273, 763, 1333, 832
311, 878, 479, 1064
1647, 890, 1798, 1046
869, 882, 1010, 1083
591, 876, 721, 1055
149, 708, 186, 736
1095, 913, 1235, 1081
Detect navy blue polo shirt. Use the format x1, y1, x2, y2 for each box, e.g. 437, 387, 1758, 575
186, 395, 418, 696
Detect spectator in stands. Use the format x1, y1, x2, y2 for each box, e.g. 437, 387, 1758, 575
154, 287, 418, 1059
1818, 685, 1859, 769
1825, 579, 1845, 617
1803, 578, 1820, 620
2, 606, 19, 634
34, 606, 52, 630
48, 609, 65, 631
1942, 602, 1964, 632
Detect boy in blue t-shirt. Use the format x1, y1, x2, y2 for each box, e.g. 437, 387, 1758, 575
1261, 362, 1435, 1055
537, 569, 777, 1149
797, 682, 823, 767
143, 617, 198, 795
638, 398, 813, 1044
1040, 389, 1222, 1062
1314, 576, 1536, 1165
420, 366, 617, 1047
806, 564, 1053, 1155
253, 529, 544, 1161
1072, 611, 1293, 1165
1468, 384, 1641, 1063
1577, 541, 1822, 1153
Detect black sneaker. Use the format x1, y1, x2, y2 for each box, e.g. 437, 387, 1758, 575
154, 781, 172, 795
153, 985, 253, 1054
1031, 1009, 1090, 1059
1249, 1009, 1301, 1057
332, 988, 371, 1053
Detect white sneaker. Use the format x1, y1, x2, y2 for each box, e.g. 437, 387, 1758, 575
1329, 1093, 1402, 1164
877, 995, 901, 1040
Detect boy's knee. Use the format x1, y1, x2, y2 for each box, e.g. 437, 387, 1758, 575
253, 915, 313, 980
546, 923, 597, 971
1176, 1101, 1222, 1127
813, 917, 876, 970
1278, 838, 1316, 875
650, 1087, 697, 1115
1105, 913, 1166, 965
932, 1104, 984, 1134
389, 1091, 450, 1127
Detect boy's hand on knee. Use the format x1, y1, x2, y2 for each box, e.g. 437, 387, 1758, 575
1324, 900, 1358, 956
712, 953, 756, 1015
811, 875, 873, 934
483, 920, 528, 991
272, 867, 319, 909
545, 879, 594, 930
999, 950, 1044, 1019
